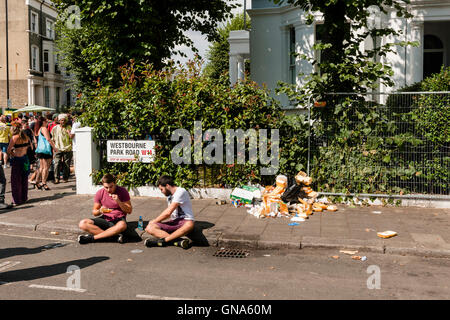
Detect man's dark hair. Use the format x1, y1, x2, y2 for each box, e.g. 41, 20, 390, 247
157, 175, 176, 187
101, 173, 116, 184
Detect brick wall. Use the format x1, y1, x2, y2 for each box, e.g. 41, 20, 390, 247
0, 80, 28, 109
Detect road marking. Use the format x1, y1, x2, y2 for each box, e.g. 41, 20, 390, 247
0, 233, 75, 243
28, 284, 87, 293
136, 294, 198, 300
0, 261, 21, 272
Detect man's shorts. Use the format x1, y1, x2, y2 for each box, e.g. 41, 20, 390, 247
156, 218, 189, 234
92, 216, 126, 230
0, 143, 8, 153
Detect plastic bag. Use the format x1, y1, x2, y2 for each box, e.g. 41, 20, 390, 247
281, 184, 302, 204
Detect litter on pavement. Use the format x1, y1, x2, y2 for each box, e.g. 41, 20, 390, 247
240, 171, 338, 224
340, 250, 358, 255
377, 231, 398, 239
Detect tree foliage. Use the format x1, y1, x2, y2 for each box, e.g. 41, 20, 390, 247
54, 0, 237, 93
79, 60, 290, 189
203, 12, 251, 80
273, 0, 414, 98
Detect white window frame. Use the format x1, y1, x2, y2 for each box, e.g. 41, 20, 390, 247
289, 26, 296, 85
315, 23, 325, 75
44, 86, 50, 108
46, 18, 54, 39
423, 34, 445, 78
31, 45, 39, 71
55, 87, 60, 108
54, 53, 60, 73
43, 49, 50, 72
31, 12, 38, 33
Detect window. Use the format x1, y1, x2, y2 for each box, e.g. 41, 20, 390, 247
423, 34, 444, 79
31, 46, 39, 71
315, 24, 326, 74
31, 12, 38, 33
43, 50, 49, 72
289, 27, 296, 85
56, 87, 60, 108
44, 86, 50, 107
46, 19, 54, 39
67, 90, 72, 106
55, 54, 60, 74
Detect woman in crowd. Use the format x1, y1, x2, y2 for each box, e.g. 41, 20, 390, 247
7, 123, 31, 205
34, 116, 58, 190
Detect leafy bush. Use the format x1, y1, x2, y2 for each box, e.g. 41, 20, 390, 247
413, 66, 450, 145
78, 60, 297, 188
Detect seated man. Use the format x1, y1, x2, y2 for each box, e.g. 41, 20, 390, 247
144, 175, 194, 249
78, 173, 132, 244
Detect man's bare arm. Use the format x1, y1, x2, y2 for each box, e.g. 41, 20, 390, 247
150, 202, 179, 224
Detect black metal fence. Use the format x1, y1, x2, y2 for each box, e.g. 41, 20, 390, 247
308, 92, 449, 196
95, 91, 449, 197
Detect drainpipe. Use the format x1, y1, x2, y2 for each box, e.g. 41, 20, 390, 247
4, 0, 9, 114
40, 0, 45, 106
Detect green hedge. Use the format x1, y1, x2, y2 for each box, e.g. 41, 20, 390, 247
78, 61, 308, 188
76, 62, 448, 195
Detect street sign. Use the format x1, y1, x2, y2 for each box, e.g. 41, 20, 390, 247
107, 140, 155, 163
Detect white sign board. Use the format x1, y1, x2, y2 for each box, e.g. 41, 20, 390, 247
107, 140, 155, 163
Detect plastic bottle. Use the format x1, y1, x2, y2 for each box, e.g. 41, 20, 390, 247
138, 216, 144, 230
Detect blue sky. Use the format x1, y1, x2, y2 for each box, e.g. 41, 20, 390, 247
171, 0, 250, 67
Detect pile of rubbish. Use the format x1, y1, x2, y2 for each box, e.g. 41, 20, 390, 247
231, 171, 338, 220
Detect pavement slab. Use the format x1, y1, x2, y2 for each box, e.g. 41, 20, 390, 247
0, 173, 449, 258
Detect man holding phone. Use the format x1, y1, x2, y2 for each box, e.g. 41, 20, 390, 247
78, 173, 132, 244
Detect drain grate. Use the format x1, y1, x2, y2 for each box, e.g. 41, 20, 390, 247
213, 248, 250, 258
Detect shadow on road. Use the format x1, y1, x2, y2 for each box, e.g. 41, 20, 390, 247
0, 243, 68, 260
0, 205, 34, 214
187, 221, 215, 247
25, 192, 77, 204
0, 256, 109, 284
129, 220, 214, 247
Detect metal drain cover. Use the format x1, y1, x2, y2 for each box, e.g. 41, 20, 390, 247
213, 248, 250, 258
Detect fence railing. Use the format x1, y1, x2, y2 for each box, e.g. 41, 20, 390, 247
95, 91, 449, 198
308, 92, 449, 196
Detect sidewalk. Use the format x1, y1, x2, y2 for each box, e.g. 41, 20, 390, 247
0, 174, 449, 258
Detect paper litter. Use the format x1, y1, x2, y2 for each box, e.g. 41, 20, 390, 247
244, 171, 339, 224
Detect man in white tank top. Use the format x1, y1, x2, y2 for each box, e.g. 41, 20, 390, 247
144, 175, 194, 249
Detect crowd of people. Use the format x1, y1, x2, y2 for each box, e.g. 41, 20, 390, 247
0, 112, 194, 247
0, 111, 81, 208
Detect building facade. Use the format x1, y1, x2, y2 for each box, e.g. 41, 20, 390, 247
0, 0, 73, 111
235, 0, 450, 107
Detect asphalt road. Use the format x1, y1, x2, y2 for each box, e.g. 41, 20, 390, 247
0, 226, 449, 301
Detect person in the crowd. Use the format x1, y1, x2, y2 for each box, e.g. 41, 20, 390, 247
7, 123, 31, 206
48, 113, 59, 133
144, 175, 194, 249
0, 160, 12, 210
20, 118, 37, 184
34, 116, 58, 190
29, 115, 36, 133
70, 111, 82, 174
78, 173, 132, 244
52, 114, 73, 184
0, 115, 11, 169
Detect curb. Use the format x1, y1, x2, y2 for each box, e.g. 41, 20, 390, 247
1, 222, 450, 259
216, 236, 450, 259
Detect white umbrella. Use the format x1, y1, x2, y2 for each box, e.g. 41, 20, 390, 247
14, 105, 56, 113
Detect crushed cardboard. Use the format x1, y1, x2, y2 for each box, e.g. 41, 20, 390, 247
244, 171, 338, 220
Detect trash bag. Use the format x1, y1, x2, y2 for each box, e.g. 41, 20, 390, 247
281, 184, 303, 204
